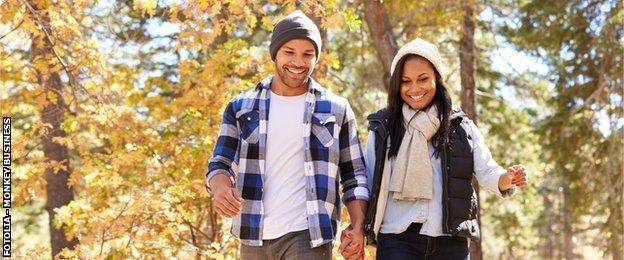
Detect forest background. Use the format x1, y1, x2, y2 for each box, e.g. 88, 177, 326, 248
0, 0, 622, 259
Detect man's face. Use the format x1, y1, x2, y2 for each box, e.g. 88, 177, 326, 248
274, 39, 317, 89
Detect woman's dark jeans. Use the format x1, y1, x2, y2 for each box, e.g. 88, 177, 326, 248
376, 223, 470, 260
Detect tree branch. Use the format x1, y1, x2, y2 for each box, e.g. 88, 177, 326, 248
0, 19, 24, 41
22, 0, 103, 105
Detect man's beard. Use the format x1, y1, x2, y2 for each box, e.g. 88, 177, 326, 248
277, 65, 310, 88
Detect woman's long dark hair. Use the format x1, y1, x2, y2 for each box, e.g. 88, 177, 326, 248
387, 54, 452, 159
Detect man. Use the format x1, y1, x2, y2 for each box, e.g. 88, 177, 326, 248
206, 10, 368, 260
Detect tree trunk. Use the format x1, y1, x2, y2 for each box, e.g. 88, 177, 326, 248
539, 181, 554, 259
309, 11, 329, 80
28, 1, 79, 257
563, 185, 574, 260
362, 0, 398, 90
602, 6, 624, 259
459, 2, 478, 123
605, 134, 623, 260
606, 202, 623, 260
459, 2, 482, 260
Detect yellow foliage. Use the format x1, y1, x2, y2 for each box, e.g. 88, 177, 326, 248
133, 0, 158, 16
3, 0, 379, 258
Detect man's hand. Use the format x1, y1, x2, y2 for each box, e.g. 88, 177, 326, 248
499, 164, 528, 191
210, 174, 243, 217
339, 226, 365, 260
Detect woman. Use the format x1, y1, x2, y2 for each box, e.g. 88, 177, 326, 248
341, 38, 528, 260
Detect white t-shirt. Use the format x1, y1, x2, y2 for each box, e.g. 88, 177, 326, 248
261, 90, 308, 239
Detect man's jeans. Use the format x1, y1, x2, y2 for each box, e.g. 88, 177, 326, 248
240, 230, 332, 260
376, 223, 470, 260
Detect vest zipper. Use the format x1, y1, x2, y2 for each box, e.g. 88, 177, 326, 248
442, 145, 450, 234
364, 119, 387, 240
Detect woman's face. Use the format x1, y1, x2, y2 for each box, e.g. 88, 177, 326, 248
400, 57, 437, 111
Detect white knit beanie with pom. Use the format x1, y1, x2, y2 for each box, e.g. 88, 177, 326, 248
390, 38, 445, 78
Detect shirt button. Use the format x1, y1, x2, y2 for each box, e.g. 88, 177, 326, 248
247, 117, 251, 121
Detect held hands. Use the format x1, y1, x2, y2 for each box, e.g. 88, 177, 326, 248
339, 225, 366, 260
499, 164, 528, 191
210, 175, 243, 217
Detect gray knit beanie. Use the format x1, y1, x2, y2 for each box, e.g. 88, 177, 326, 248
269, 10, 322, 61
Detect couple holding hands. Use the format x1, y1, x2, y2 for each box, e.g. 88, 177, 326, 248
206, 10, 527, 260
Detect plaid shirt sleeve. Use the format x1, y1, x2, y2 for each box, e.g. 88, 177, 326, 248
338, 103, 369, 204
206, 100, 239, 193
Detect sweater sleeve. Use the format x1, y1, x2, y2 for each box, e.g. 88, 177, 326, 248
465, 119, 516, 198
364, 131, 377, 193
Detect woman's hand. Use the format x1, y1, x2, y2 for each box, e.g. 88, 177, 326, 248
499, 164, 528, 191
339, 226, 365, 260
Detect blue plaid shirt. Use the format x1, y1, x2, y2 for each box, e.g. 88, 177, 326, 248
206, 76, 369, 247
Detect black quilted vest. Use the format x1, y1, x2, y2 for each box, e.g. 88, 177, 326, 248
363, 108, 479, 244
